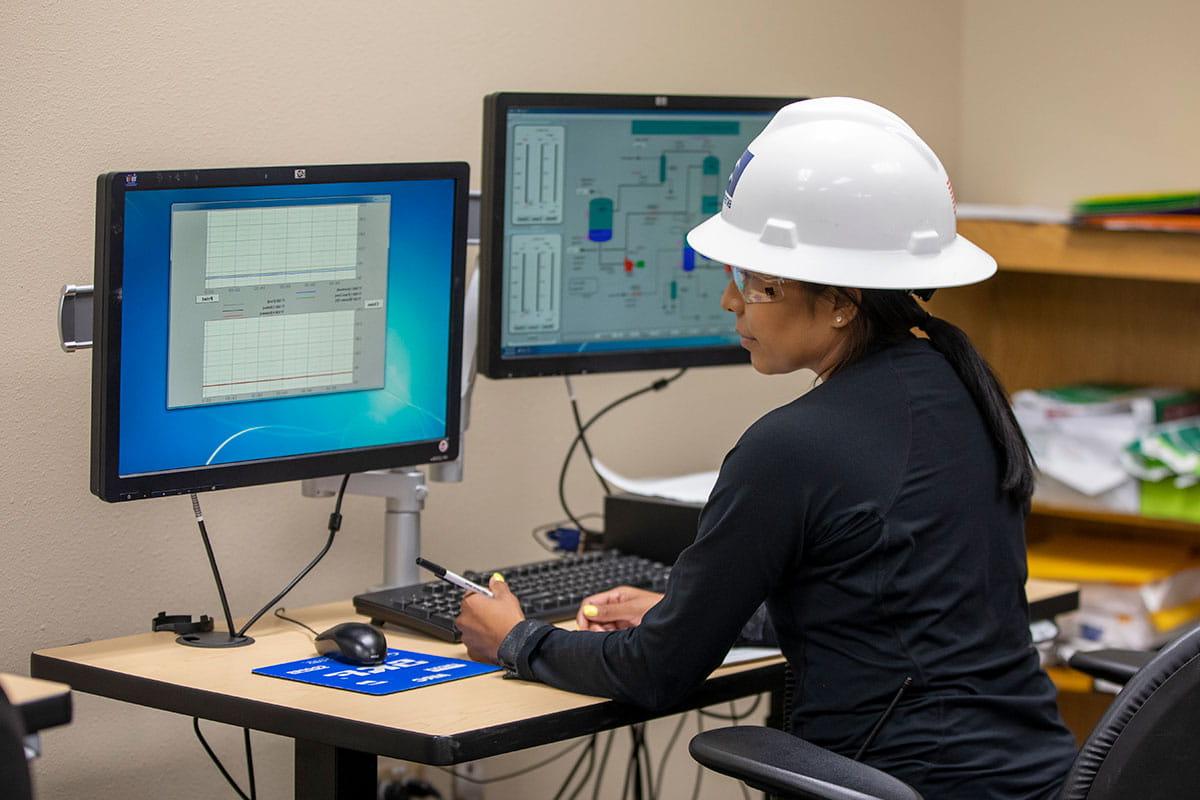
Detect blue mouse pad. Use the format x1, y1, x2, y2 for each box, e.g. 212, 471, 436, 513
253, 649, 501, 695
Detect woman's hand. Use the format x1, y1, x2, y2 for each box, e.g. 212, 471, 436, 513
576, 585, 664, 631
457, 574, 525, 664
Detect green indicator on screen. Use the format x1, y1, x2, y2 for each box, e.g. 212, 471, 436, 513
636, 260, 645, 268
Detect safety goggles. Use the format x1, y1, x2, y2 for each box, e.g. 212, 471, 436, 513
728, 266, 787, 304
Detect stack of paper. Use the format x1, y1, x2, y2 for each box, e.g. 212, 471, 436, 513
591, 459, 717, 505
1072, 190, 1200, 233
1029, 532, 1200, 650
1013, 385, 1200, 502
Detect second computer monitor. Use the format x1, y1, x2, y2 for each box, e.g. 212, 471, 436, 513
479, 92, 799, 378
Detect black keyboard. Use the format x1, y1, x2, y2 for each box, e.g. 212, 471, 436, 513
353, 550, 671, 642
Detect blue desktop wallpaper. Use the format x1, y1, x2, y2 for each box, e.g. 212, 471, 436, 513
119, 179, 456, 476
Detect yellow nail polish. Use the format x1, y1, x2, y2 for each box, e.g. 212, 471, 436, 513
492, 572, 506, 583
582, 604, 599, 618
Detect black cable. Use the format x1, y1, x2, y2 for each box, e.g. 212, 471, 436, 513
235, 473, 351, 637
557, 369, 687, 543
697, 695, 763, 721
565, 375, 612, 495
531, 526, 561, 553
854, 676, 912, 761
782, 664, 796, 734
640, 725, 655, 800
566, 736, 599, 800
652, 713, 690, 800
553, 735, 597, 800
590, 729, 617, 800
190, 493, 238, 640
189, 478, 348, 799
242, 727, 257, 800
621, 739, 636, 800
436, 737, 591, 784
193, 717, 251, 800
273, 607, 319, 637
630, 726, 644, 800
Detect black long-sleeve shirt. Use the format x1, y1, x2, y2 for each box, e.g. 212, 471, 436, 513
500, 337, 1076, 799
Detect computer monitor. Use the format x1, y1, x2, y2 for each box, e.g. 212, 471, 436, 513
91, 162, 469, 502
478, 92, 799, 378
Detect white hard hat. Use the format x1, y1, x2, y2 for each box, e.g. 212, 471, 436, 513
687, 97, 996, 290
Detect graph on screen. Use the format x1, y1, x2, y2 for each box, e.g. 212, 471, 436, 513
201, 310, 357, 401
204, 204, 361, 288
510, 125, 565, 225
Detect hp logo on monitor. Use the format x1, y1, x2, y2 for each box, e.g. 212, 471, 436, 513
294, 169, 307, 179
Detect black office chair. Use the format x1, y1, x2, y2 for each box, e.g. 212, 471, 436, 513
689, 622, 1200, 799
0, 685, 35, 800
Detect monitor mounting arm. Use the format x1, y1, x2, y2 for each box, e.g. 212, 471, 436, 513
300, 263, 479, 591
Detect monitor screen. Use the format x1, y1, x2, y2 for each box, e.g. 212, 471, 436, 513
91, 162, 469, 502
478, 92, 799, 378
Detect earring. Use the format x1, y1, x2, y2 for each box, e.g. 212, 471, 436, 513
835, 315, 844, 324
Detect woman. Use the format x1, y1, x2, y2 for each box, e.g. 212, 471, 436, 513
457, 98, 1076, 799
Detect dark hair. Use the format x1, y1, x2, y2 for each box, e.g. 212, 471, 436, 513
801, 283, 1035, 508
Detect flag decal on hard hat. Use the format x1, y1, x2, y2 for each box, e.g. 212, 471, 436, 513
724, 149, 754, 207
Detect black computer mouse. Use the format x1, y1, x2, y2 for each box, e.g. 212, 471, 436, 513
314, 622, 388, 666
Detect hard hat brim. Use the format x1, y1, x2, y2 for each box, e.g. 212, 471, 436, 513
687, 213, 998, 290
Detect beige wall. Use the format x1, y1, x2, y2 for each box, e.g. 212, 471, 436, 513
959, 0, 1200, 207
2, 1, 968, 798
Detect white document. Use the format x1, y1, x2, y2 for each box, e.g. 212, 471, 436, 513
591, 458, 718, 505
1014, 402, 1140, 497
721, 646, 783, 667
955, 203, 1070, 224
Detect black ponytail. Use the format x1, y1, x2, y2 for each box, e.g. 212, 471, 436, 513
919, 313, 1035, 506
802, 283, 1035, 508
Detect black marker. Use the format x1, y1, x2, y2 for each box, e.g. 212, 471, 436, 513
415, 557, 495, 598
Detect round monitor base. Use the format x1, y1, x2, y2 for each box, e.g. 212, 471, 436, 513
175, 632, 255, 648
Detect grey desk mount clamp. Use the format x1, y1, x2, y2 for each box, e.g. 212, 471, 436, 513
58, 284, 94, 351
58, 192, 483, 594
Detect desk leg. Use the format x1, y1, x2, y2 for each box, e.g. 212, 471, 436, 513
295, 738, 377, 800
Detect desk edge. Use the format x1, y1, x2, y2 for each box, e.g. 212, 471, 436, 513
30, 651, 783, 764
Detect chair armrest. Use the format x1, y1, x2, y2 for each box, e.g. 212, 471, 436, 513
689, 726, 922, 800
1068, 648, 1152, 686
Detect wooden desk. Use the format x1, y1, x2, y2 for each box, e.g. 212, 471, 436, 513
0, 673, 72, 735
31, 601, 784, 799
1028, 578, 1080, 621
29, 583, 1077, 800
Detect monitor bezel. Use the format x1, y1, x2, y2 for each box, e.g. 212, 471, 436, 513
91, 162, 469, 502
479, 91, 800, 378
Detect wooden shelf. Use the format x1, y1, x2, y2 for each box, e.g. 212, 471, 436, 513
958, 220, 1200, 284
927, 221, 1200, 533
1031, 502, 1200, 536
1045, 665, 1094, 694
